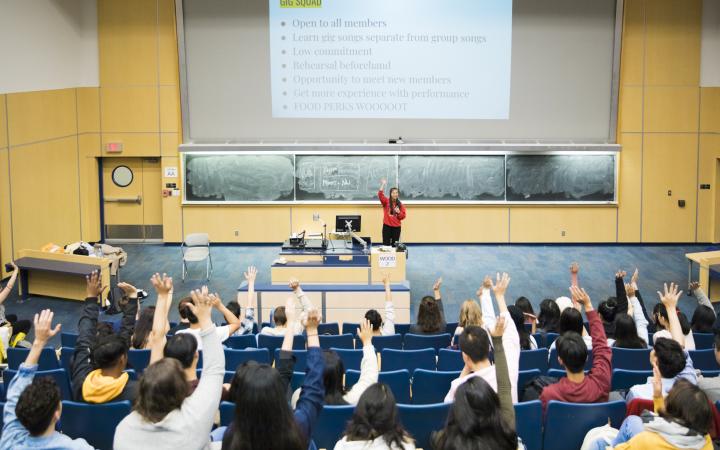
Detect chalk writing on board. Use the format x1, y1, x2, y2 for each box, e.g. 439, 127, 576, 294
295, 155, 397, 201
399, 155, 505, 200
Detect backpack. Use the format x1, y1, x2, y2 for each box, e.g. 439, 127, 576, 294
521, 375, 558, 401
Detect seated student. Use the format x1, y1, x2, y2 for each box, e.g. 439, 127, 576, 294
70, 271, 138, 404
1, 309, 93, 449
445, 273, 520, 404
334, 383, 416, 450
227, 266, 262, 336
653, 302, 696, 350
409, 278, 447, 335
515, 296, 536, 331
292, 319, 377, 407
175, 286, 246, 349
259, 278, 314, 336
164, 334, 200, 393
434, 317, 518, 450
698, 331, 720, 402
548, 307, 593, 353
537, 299, 561, 334
690, 282, 718, 330
612, 314, 647, 349
364, 273, 396, 337
131, 306, 155, 349
0, 261, 32, 348
115, 287, 225, 450
451, 300, 483, 347
508, 305, 538, 350
540, 286, 611, 410
691, 304, 715, 334
624, 278, 651, 344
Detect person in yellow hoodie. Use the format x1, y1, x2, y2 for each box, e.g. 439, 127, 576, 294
70, 271, 138, 403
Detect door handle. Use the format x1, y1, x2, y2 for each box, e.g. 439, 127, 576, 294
104, 195, 142, 204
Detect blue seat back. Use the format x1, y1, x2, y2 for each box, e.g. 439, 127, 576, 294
611, 369, 652, 391
690, 349, 720, 372
291, 371, 306, 392
257, 334, 306, 361
514, 400, 543, 450
345, 369, 411, 404
7, 347, 59, 370
61, 332, 78, 348
403, 333, 451, 352
381, 349, 436, 372
312, 405, 355, 450
225, 334, 257, 349
3, 368, 73, 401
437, 349, 464, 371
543, 400, 626, 450
517, 369, 542, 400
333, 348, 364, 371
341, 322, 360, 335
395, 323, 411, 336
60, 400, 131, 449
225, 348, 271, 371
127, 349, 151, 374
544, 333, 560, 348
220, 401, 235, 426
273, 349, 307, 372
694, 333, 715, 350
318, 322, 340, 335
319, 334, 355, 350
445, 322, 459, 336
398, 403, 450, 450
549, 348, 593, 371
412, 369, 459, 404
371, 334, 403, 352
611, 347, 652, 371
519, 348, 549, 373
60, 346, 74, 373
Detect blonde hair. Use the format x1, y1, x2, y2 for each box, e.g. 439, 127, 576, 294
458, 300, 483, 328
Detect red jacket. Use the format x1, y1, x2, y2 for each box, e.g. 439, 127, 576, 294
378, 190, 406, 227
539, 309, 612, 410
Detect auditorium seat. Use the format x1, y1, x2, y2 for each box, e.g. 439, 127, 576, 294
395, 323, 411, 336
2, 368, 73, 401
445, 321, 459, 336
225, 348, 271, 370
548, 348, 593, 371
341, 322, 360, 335
519, 348, 549, 374
333, 348, 364, 371
412, 369, 459, 404
225, 334, 257, 349
219, 401, 235, 426
381, 349, 435, 373
312, 405, 355, 450
518, 369, 542, 399
611, 369, 652, 391
272, 349, 307, 372
690, 349, 720, 372
370, 334, 403, 352
7, 347, 59, 371
60, 400, 131, 450
543, 400, 626, 450
257, 334, 306, 362
514, 400, 542, 450
126, 348, 151, 374
317, 322, 340, 335
346, 369, 411, 404
319, 333, 355, 349
694, 332, 715, 350
437, 348, 464, 371
611, 347, 652, 371
398, 402, 450, 450
60, 332, 78, 348
403, 333, 451, 352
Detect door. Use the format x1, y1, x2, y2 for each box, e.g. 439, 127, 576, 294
102, 158, 163, 242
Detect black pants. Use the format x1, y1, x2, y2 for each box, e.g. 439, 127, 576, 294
5, 314, 31, 336
382, 224, 401, 246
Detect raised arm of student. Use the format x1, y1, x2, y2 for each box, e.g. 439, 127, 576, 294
477, 275, 497, 322
490, 316, 515, 428
570, 262, 579, 287
70, 271, 107, 397
344, 320, 379, 404
570, 286, 611, 393
625, 282, 649, 344
294, 309, 325, 440
382, 273, 396, 335
149, 273, 173, 364
236, 266, 258, 335
432, 277, 447, 325
289, 278, 313, 334
116, 282, 140, 345
0, 261, 18, 305
689, 281, 713, 310
659, 282, 685, 348
614, 270, 629, 315
278, 297, 297, 392
212, 294, 242, 335
492, 272, 520, 403
378, 179, 388, 206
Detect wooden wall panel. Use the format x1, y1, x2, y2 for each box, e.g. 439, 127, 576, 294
7, 89, 76, 146
617, 133, 643, 241
78, 134, 101, 242
161, 156, 183, 242
402, 206, 509, 243
697, 135, 720, 243
183, 206, 291, 243
0, 95, 6, 148
101, 86, 159, 133
0, 148, 12, 276
76, 87, 101, 134
618, 86, 643, 133
643, 86, 699, 132
101, 133, 160, 157
509, 207, 617, 243
159, 85, 180, 133
620, 0, 644, 86
700, 88, 720, 133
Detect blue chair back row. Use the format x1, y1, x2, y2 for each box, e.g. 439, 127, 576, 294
60, 400, 131, 450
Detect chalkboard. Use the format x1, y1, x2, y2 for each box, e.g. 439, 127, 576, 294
399, 155, 505, 201
506, 155, 615, 201
295, 155, 397, 201
184, 153, 295, 201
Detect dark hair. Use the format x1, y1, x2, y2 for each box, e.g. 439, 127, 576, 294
559, 308, 583, 335
660, 379, 712, 435
432, 377, 517, 450
131, 306, 156, 349
224, 362, 306, 450
92, 334, 129, 369
135, 358, 188, 423
226, 302, 241, 319
714, 330, 720, 351
178, 297, 198, 324
323, 350, 348, 405
344, 383, 412, 448
691, 305, 716, 334
273, 306, 287, 326
459, 325, 490, 363
389, 188, 402, 215
538, 299, 560, 333
164, 333, 198, 369
508, 305, 532, 350
612, 314, 647, 349
598, 298, 618, 324
515, 297, 534, 316
365, 309, 383, 331
416, 296, 442, 333
654, 303, 692, 335
16, 377, 60, 435
556, 331, 587, 373
653, 337, 687, 378
96, 321, 114, 338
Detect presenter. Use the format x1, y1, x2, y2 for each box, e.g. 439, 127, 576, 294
378, 178, 406, 246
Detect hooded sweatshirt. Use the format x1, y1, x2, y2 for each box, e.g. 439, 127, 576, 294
82, 369, 130, 403
612, 416, 712, 450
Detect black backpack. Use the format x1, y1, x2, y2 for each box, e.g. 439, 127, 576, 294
521, 375, 558, 401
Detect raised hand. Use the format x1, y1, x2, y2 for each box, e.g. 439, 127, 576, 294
570, 262, 579, 274
244, 266, 257, 283
490, 316, 506, 338
33, 309, 61, 343
189, 287, 213, 328
625, 283, 636, 298
631, 268, 639, 287
289, 278, 300, 292
284, 296, 296, 325
9, 261, 18, 273
208, 292, 222, 309
615, 270, 627, 279
85, 270, 106, 298
657, 282, 682, 309
491, 272, 511, 297
689, 281, 700, 292
303, 309, 321, 331
358, 318, 374, 346
432, 277, 443, 292
150, 273, 173, 295
118, 282, 139, 297
380, 178, 387, 188
569, 286, 592, 311
382, 273, 391, 288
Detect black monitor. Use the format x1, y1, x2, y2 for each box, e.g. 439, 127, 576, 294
336, 215, 361, 232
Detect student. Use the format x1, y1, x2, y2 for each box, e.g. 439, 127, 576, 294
434, 317, 518, 450
293, 319, 377, 407
228, 266, 262, 336
625, 280, 651, 345
690, 282, 719, 330
698, 331, 720, 402
378, 178, 407, 246
515, 296, 536, 330
164, 333, 200, 393
70, 271, 138, 403
508, 305, 538, 350
612, 314, 647, 349
0, 261, 32, 348
537, 299, 560, 334
548, 307, 593, 353
653, 303, 696, 350
114, 287, 225, 450
539, 286, 611, 411
259, 278, 314, 336
131, 306, 156, 349
334, 383, 415, 450
451, 275, 495, 345
365, 273, 396, 336
0, 309, 93, 449
175, 287, 243, 350
691, 305, 715, 334
409, 278, 447, 335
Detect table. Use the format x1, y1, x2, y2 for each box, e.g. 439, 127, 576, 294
685, 250, 720, 302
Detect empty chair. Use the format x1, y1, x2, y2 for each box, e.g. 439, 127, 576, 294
395, 323, 411, 336
60, 347, 74, 373
60, 400, 131, 450
514, 400, 543, 450
341, 322, 360, 335
60, 332, 78, 348
7, 347, 59, 371
2, 369, 73, 401
181, 232, 212, 281
519, 348, 549, 374
346, 369, 411, 404
317, 322, 340, 335
319, 334, 355, 350
398, 402, 451, 450
381, 349, 436, 373
403, 333, 451, 352
702, 369, 720, 378
333, 348, 364, 371
445, 322, 459, 336
291, 371, 306, 392
690, 349, 720, 372
370, 334, 403, 352
694, 332, 715, 350
611, 369, 652, 391
257, 334, 306, 362
517, 369, 542, 400
412, 369, 459, 404
225, 334, 257, 350
225, 348, 271, 371
127, 348, 151, 374
219, 401, 235, 426
311, 405, 356, 450
437, 348, 464, 372
611, 347, 652, 371
543, 400, 626, 450
273, 349, 308, 372
548, 348, 593, 371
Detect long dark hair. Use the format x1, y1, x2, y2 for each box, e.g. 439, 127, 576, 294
508, 305, 532, 350
537, 299, 560, 333
344, 383, 413, 448
131, 306, 156, 349
515, 297, 534, 317
323, 350, 348, 405
654, 303, 691, 335
417, 296, 442, 333
389, 188, 402, 215
691, 305, 716, 334
612, 314, 647, 349
432, 377, 517, 450
223, 362, 305, 450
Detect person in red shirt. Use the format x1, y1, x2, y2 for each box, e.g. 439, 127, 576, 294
539, 285, 612, 411
378, 178, 407, 246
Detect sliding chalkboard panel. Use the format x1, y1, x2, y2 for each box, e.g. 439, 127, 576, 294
295, 155, 397, 201
398, 155, 505, 201
506, 154, 615, 201
184, 153, 295, 201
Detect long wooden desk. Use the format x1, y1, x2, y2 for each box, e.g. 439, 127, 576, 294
686, 250, 720, 302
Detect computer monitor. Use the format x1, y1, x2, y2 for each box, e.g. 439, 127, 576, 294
336, 215, 361, 232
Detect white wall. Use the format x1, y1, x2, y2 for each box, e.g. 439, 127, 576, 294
0, 0, 98, 94
702, 0, 720, 86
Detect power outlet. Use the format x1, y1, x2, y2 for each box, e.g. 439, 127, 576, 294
561, 230, 566, 237
234, 230, 239, 237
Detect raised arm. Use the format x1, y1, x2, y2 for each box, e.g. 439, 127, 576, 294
570, 262, 579, 287
117, 282, 140, 345
491, 272, 511, 315
490, 317, 515, 429
378, 179, 388, 206
149, 273, 173, 364
294, 309, 324, 440
71, 271, 107, 393
477, 275, 497, 322
290, 278, 313, 334
571, 286, 611, 392
690, 281, 713, 310
234, 266, 258, 335
382, 273, 396, 335
344, 319, 379, 404
277, 296, 297, 391
0, 262, 18, 305
625, 283, 649, 344
432, 277, 447, 325
213, 295, 242, 335
614, 270, 629, 315
658, 282, 685, 348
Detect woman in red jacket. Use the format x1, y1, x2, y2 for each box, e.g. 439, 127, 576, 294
378, 178, 407, 246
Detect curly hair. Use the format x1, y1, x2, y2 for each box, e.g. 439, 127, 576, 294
16, 376, 60, 435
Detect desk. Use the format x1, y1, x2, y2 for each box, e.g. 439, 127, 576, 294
686, 250, 720, 302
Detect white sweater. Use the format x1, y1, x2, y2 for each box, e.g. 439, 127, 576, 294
114, 326, 225, 450
334, 435, 416, 450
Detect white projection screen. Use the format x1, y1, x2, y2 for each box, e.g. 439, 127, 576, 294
178, 0, 620, 142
